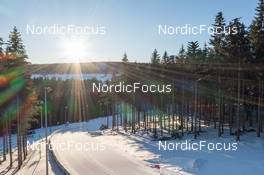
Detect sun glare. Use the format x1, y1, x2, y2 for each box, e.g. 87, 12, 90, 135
58, 36, 90, 62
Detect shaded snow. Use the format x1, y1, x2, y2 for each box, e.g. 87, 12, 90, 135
51, 117, 264, 175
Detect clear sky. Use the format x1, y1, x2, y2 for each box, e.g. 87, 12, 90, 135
0, 0, 259, 64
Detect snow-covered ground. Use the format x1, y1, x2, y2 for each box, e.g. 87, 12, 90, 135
0, 125, 61, 156
0, 116, 110, 157
0, 139, 63, 175
16, 139, 63, 175
2, 116, 264, 175
0, 125, 63, 175
51, 131, 159, 175
51, 117, 264, 175
100, 129, 264, 175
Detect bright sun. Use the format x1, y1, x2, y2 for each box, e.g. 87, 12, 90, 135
58, 36, 90, 62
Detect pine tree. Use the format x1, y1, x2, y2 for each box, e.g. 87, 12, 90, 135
210, 12, 226, 56
250, 0, 264, 62
202, 42, 209, 59
187, 41, 200, 61
6, 26, 28, 67
187, 41, 199, 55
151, 49, 160, 64
162, 51, 169, 64
225, 18, 252, 63
179, 45, 185, 57
122, 53, 128, 62
177, 44, 186, 63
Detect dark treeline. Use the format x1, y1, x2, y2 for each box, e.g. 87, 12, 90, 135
31, 77, 104, 128
109, 0, 264, 141
105, 62, 263, 142
147, 1, 263, 65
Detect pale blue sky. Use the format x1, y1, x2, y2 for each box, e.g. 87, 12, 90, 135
0, 0, 259, 63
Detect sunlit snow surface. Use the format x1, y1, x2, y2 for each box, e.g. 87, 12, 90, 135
1, 116, 264, 175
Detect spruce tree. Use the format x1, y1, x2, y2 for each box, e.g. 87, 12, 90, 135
179, 45, 185, 57
6, 26, 28, 67
250, 0, 264, 62
225, 18, 252, 63
187, 41, 199, 56
151, 49, 160, 64
209, 12, 226, 56
162, 51, 169, 64
122, 53, 128, 62
186, 41, 201, 63
177, 44, 186, 63
202, 42, 209, 58
198, 42, 210, 63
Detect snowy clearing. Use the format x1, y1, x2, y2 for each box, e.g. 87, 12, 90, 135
50, 117, 264, 175
2, 116, 264, 175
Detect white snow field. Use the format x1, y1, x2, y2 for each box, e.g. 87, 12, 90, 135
49, 117, 264, 175
1, 116, 264, 175
0, 126, 63, 175
51, 131, 159, 175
